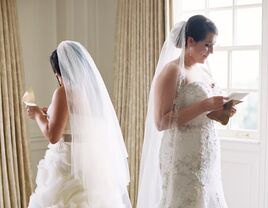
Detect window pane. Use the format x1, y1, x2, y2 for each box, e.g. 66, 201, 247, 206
208, 51, 228, 88
231, 50, 259, 89
236, 7, 262, 45
236, 0, 262, 5
172, 0, 205, 23
178, 0, 205, 11
173, 12, 205, 24
209, 0, 232, 8
172, 0, 182, 23
209, 10, 233, 46
230, 92, 258, 130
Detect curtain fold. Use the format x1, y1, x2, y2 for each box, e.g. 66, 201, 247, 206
0, 0, 32, 207
113, 0, 165, 206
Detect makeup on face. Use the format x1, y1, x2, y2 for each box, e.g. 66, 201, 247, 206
196, 33, 217, 62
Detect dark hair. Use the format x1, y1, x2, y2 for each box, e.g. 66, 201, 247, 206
50, 49, 61, 76
185, 15, 218, 47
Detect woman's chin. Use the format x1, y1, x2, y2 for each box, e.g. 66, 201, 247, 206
198, 59, 206, 64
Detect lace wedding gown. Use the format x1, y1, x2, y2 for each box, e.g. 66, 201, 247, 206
28, 108, 89, 208
159, 74, 228, 208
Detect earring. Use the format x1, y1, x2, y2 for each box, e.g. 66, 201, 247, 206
189, 47, 192, 57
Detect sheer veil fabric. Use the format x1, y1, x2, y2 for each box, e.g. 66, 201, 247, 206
57, 41, 132, 207
137, 22, 187, 208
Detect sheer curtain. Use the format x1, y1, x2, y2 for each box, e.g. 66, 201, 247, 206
113, 0, 170, 205
0, 0, 32, 207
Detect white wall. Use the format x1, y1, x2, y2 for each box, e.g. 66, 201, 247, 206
17, 0, 57, 181
17, 0, 117, 181
221, 139, 261, 208
55, 0, 117, 94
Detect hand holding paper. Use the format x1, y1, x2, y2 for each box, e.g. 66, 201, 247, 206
207, 92, 248, 125
225, 92, 248, 105
22, 87, 37, 106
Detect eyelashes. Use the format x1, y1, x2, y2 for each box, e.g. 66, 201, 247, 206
205, 43, 213, 48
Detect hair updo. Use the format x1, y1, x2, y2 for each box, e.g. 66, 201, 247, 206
171, 15, 218, 48
50, 49, 61, 76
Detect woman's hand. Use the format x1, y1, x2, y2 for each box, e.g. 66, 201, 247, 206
228, 107, 236, 117
40, 107, 48, 115
25, 105, 41, 120
202, 96, 228, 112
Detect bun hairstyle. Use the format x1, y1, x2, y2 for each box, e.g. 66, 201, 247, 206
171, 15, 218, 48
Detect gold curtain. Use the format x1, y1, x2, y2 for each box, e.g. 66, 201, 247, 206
0, 0, 32, 207
113, 0, 166, 206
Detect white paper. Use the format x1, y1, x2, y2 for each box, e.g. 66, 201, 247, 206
227, 92, 248, 102
22, 88, 37, 106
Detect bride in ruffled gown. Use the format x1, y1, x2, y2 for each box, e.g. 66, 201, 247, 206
25, 41, 132, 208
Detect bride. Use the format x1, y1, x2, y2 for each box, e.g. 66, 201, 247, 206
25, 40, 132, 207
137, 15, 236, 208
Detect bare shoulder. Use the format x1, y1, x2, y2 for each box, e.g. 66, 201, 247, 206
157, 60, 181, 83
51, 86, 67, 104
53, 86, 66, 98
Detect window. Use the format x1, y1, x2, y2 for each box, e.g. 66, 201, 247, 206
172, 0, 262, 139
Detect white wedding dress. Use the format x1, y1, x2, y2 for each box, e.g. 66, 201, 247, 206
159, 73, 228, 208
28, 107, 89, 208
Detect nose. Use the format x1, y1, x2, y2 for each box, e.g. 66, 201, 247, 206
209, 46, 213, 54
210, 46, 214, 54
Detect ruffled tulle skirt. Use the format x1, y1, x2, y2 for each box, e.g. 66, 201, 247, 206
28, 139, 89, 208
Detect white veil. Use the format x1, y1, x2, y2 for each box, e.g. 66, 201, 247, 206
137, 22, 187, 208
57, 40, 132, 207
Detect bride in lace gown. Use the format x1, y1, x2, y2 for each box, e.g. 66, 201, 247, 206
137, 15, 236, 208
25, 41, 131, 208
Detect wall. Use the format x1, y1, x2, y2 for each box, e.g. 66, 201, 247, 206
17, 0, 57, 181
55, 0, 117, 94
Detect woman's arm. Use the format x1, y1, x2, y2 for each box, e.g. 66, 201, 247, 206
154, 64, 226, 131
26, 86, 68, 144
157, 96, 226, 130
154, 63, 179, 131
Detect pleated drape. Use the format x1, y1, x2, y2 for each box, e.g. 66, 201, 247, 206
113, 0, 166, 206
0, 0, 32, 207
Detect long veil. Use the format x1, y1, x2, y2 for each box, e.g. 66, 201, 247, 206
137, 22, 187, 208
57, 40, 132, 207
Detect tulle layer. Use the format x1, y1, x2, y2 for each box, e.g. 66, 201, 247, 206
28, 139, 89, 208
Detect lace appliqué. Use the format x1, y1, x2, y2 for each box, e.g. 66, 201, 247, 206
159, 77, 228, 208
